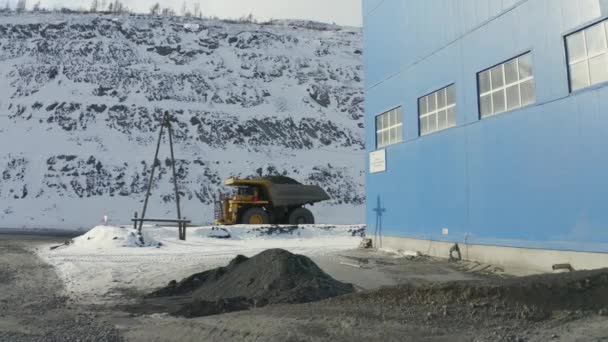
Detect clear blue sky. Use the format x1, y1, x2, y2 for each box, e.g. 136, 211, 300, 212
26, 0, 363, 26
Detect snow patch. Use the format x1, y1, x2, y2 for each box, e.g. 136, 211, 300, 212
195, 224, 365, 241
183, 23, 200, 31
39, 224, 365, 303
379, 247, 421, 258
70, 225, 160, 249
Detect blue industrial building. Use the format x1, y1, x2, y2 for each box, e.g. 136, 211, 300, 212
363, 0, 608, 264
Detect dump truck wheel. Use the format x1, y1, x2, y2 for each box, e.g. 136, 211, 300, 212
288, 208, 314, 225
241, 208, 270, 225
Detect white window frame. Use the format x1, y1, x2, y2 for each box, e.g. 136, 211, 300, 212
478, 52, 535, 118
566, 19, 608, 92
418, 84, 456, 136
375, 107, 403, 149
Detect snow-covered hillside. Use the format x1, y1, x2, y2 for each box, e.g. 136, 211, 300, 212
0, 13, 365, 229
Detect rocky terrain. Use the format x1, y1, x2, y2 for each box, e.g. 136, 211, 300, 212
0, 13, 365, 228
0, 234, 123, 342
2, 233, 607, 342
123, 250, 608, 342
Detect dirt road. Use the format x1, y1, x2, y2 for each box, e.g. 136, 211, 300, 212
122, 299, 608, 342
122, 252, 608, 342
0, 235, 122, 342
1, 234, 607, 342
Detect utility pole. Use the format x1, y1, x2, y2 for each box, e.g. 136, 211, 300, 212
135, 111, 189, 241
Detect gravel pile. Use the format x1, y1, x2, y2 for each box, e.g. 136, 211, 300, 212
396, 268, 608, 313
147, 249, 355, 317
330, 267, 608, 324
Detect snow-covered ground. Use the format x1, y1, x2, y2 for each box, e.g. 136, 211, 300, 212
37, 224, 365, 303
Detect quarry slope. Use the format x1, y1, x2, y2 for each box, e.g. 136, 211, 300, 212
0, 13, 365, 228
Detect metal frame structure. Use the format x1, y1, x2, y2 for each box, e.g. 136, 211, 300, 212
132, 111, 190, 241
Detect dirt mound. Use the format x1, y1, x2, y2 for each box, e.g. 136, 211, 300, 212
335, 268, 608, 322
419, 268, 608, 312
147, 249, 355, 317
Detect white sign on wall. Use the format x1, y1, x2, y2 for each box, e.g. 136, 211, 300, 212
369, 149, 386, 173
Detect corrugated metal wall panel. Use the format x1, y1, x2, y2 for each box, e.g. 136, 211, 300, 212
363, 0, 608, 252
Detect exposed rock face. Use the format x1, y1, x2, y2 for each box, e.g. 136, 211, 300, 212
0, 13, 365, 228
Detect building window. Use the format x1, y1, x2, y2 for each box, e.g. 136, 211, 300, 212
566, 19, 608, 91
418, 84, 456, 136
478, 53, 536, 118
376, 107, 403, 148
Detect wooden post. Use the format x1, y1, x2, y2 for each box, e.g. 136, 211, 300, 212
133, 212, 138, 230
166, 111, 185, 242
135, 111, 188, 242
167, 113, 182, 225
139, 112, 167, 233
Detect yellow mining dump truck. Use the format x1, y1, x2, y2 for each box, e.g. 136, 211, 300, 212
214, 176, 330, 225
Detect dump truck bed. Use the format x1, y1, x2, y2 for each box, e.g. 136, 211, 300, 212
268, 184, 330, 207
223, 177, 330, 207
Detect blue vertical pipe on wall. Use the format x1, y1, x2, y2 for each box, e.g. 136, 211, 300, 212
363, 0, 608, 253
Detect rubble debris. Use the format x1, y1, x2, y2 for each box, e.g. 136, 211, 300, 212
359, 238, 372, 249
348, 226, 366, 237
449, 243, 462, 261
49, 241, 71, 250
208, 227, 231, 239
552, 263, 574, 272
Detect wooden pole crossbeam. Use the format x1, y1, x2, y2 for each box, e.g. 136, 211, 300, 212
131, 218, 191, 224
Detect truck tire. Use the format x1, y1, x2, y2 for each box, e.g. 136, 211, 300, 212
288, 207, 315, 225
241, 207, 270, 225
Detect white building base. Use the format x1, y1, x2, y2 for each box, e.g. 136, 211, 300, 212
380, 236, 608, 275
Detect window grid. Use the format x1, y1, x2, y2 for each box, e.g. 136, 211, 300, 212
566, 20, 608, 91
418, 85, 456, 136
478, 53, 535, 118
478, 62, 533, 97
376, 107, 403, 149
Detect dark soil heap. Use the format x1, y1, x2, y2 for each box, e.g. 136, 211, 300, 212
337, 268, 608, 322
408, 268, 608, 313
147, 249, 355, 317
